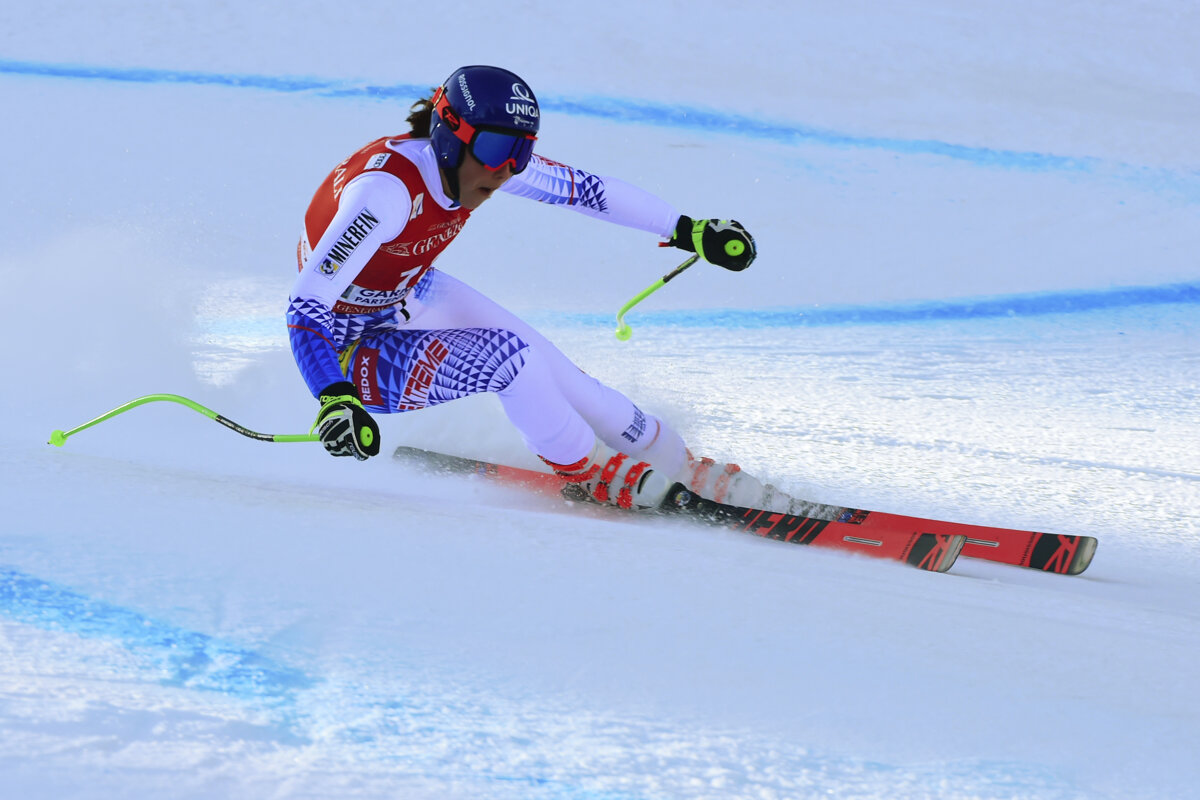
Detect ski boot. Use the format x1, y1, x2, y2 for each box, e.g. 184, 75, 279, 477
683, 453, 841, 519
684, 454, 778, 508
543, 437, 671, 510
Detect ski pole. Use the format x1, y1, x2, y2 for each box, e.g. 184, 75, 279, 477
48, 393, 319, 447
614, 254, 700, 340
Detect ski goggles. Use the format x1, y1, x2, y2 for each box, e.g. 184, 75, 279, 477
433, 87, 537, 174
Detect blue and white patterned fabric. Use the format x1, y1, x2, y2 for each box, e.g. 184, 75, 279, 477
349, 327, 528, 412
501, 154, 610, 214
500, 154, 680, 234
287, 298, 406, 396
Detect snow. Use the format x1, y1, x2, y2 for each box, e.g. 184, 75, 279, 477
2, 2, 1199, 798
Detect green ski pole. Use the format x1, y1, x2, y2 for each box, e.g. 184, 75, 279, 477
48, 393, 319, 447
614, 254, 700, 340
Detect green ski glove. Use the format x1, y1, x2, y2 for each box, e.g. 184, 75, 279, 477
668, 215, 757, 271
313, 382, 380, 460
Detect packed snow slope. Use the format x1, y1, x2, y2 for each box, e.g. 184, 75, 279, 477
2, 2, 1198, 799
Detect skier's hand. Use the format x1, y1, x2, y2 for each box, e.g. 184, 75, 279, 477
667, 215, 756, 271
314, 382, 380, 460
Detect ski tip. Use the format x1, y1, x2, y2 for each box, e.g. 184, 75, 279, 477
910, 532, 966, 573
941, 533, 967, 572
1066, 536, 1099, 575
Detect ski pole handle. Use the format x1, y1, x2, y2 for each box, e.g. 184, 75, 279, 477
48, 393, 319, 447
614, 254, 699, 340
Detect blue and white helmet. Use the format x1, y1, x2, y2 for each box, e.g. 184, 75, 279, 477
428, 65, 540, 172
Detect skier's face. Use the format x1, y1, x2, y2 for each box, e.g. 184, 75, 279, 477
454, 151, 514, 210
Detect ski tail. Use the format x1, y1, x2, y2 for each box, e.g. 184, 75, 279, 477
393, 445, 565, 496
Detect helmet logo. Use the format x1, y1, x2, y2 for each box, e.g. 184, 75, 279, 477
510, 83, 535, 103
506, 82, 539, 127
457, 74, 476, 111
441, 106, 462, 132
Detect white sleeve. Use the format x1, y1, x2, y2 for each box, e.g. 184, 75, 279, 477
289, 173, 413, 306
500, 153, 680, 237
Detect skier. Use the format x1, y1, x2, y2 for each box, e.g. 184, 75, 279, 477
288, 64, 772, 511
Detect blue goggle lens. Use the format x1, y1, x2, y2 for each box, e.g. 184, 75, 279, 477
471, 130, 536, 173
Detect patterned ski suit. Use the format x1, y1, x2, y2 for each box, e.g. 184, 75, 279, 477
287, 135, 685, 468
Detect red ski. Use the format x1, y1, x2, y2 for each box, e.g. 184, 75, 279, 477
394, 446, 1097, 575
394, 447, 967, 573
908, 514, 1097, 575
659, 483, 965, 572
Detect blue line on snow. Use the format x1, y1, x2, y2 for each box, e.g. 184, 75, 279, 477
2, 56, 1190, 180
0, 565, 646, 798
0, 565, 313, 705
196, 279, 1200, 340
551, 280, 1200, 329
549, 94, 1102, 174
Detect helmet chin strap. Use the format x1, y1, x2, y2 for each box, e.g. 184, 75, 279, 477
439, 163, 461, 203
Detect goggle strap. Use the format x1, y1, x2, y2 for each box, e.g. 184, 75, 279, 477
432, 87, 477, 144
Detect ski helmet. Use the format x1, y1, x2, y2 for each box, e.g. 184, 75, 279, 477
428, 65, 540, 174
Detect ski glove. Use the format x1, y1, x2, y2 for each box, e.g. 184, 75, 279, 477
668, 215, 757, 271
314, 382, 380, 460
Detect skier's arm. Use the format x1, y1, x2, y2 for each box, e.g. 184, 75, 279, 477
286, 174, 411, 397
502, 153, 756, 270
500, 153, 679, 236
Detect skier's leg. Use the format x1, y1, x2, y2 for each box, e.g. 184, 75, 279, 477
497, 346, 670, 510
347, 325, 669, 509
404, 272, 804, 507
405, 271, 688, 477
401, 273, 806, 508
403, 279, 783, 509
